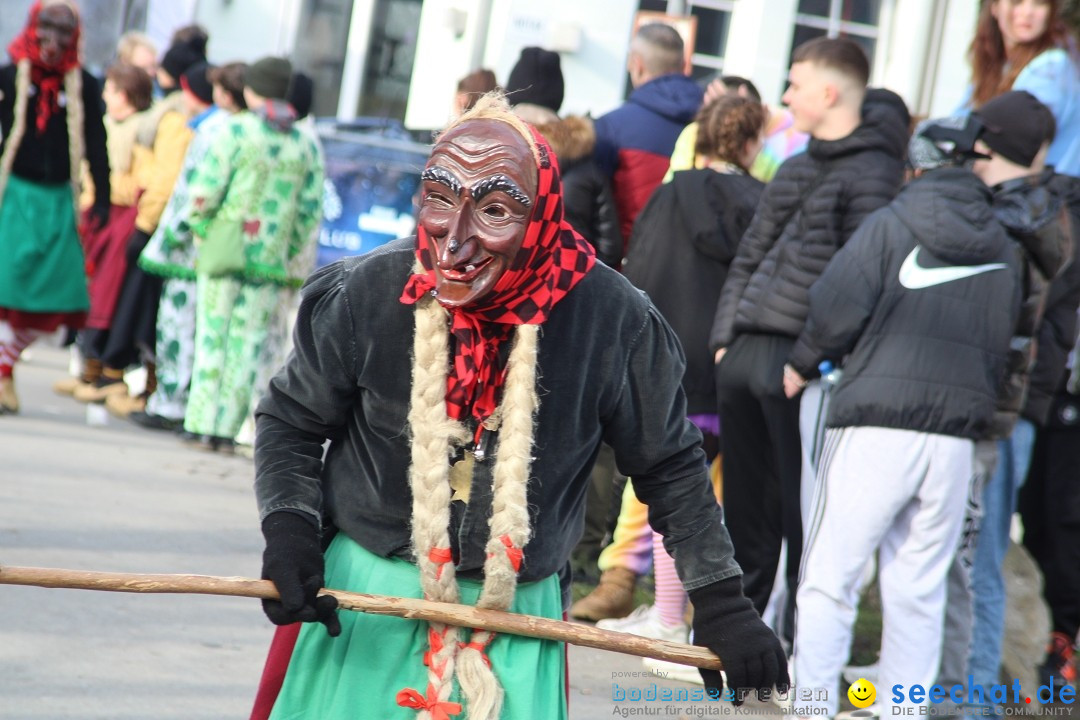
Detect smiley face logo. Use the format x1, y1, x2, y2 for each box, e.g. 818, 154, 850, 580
848, 678, 876, 708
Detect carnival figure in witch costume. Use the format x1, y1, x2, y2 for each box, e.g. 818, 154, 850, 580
0, 0, 109, 414
251, 94, 787, 720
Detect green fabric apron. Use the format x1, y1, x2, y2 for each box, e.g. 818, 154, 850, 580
0, 176, 88, 312
270, 534, 567, 720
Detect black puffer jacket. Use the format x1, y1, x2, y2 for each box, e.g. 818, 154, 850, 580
624, 168, 764, 414
988, 170, 1073, 439
1023, 173, 1080, 425
789, 168, 1022, 440
534, 115, 624, 267
710, 90, 908, 352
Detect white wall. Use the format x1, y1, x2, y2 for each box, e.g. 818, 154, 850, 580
192, 0, 301, 63
405, 0, 637, 131
927, 0, 980, 116
722, 0, 798, 107
483, 0, 638, 120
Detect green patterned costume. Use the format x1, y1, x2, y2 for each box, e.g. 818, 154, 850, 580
139, 107, 229, 422
181, 107, 323, 441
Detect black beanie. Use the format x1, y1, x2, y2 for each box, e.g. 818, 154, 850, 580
973, 90, 1056, 168
506, 47, 564, 113
181, 62, 215, 105
160, 42, 206, 87
246, 57, 293, 100
287, 72, 315, 119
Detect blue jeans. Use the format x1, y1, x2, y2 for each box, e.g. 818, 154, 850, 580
967, 418, 1037, 690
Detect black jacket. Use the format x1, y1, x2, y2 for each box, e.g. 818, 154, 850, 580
535, 115, 624, 268
624, 168, 764, 414
988, 170, 1073, 438
254, 239, 739, 593
789, 168, 1022, 440
0, 65, 109, 205
710, 90, 908, 352
1023, 173, 1080, 425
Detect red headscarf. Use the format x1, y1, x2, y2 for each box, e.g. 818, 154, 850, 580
401, 126, 596, 436
8, 1, 82, 135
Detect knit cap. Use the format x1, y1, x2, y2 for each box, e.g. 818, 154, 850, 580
973, 90, 1056, 168
505, 47, 564, 113
246, 56, 292, 100
160, 40, 205, 85
180, 61, 215, 105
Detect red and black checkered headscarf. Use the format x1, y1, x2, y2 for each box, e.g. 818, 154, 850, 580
401, 126, 596, 432
8, 1, 82, 135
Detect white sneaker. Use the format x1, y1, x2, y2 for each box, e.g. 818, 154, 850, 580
596, 604, 690, 644
842, 663, 879, 685
641, 656, 707, 685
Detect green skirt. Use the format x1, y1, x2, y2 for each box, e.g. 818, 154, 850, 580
0, 176, 88, 313
270, 535, 567, 720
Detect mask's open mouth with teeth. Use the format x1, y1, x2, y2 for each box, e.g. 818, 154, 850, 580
438, 255, 493, 282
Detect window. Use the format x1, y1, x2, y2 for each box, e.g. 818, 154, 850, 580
356, 0, 422, 119
633, 0, 734, 82
689, 1, 734, 81
293, 0, 356, 118
792, 0, 883, 67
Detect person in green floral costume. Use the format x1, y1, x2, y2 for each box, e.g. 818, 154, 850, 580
132, 62, 248, 432
180, 56, 322, 451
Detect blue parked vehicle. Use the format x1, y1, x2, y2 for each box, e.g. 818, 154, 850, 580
315, 118, 432, 268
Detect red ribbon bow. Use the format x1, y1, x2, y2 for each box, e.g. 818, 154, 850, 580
497, 535, 523, 573
428, 546, 453, 580
395, 685, 462, 720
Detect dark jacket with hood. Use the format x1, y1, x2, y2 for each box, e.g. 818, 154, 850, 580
624, 168, 764, 414
788, 168, 1022, 440
988, 170, 1074, 437
535, 115, 624, 267
1020, 173, 1080, 425
594, 73, 703, 243
710, 89, 909, 355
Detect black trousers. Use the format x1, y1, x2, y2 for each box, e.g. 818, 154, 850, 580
101, 265, 162, 370
715, 333, 803, 640
1019, 396, 1080, 641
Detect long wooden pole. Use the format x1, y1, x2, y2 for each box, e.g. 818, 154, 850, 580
0, 565, 722, 671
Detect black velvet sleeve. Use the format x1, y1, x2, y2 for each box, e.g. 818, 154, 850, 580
0, 65, 16, 157
81, 69, 110, 207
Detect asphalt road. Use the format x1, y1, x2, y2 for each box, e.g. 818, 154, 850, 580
1, 345, 777, 719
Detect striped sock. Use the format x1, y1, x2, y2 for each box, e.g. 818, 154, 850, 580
0, 329, 41, 377
651, 530, 688, 628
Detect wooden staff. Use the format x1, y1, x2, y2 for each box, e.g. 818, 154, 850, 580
0, 564, 722, 671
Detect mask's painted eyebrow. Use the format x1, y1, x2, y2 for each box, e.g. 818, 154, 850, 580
420, 166, 463, 195
471, 174, 532, 207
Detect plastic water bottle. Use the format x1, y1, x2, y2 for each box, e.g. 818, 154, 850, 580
818, 360, 843, 389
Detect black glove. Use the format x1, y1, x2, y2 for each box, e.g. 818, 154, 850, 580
126, 229, 152, 265
689, 575, 789, 705
89, 202, 110, 232
260, 511, 341, 637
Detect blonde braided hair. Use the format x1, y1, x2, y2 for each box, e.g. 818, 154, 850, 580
406, 294, 539, 720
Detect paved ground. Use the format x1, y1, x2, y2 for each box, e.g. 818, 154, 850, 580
1, 346, 780, 719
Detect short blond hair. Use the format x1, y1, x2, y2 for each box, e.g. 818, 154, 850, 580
116, 31, 156, 64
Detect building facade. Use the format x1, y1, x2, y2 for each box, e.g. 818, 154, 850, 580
1, 0, 981, 127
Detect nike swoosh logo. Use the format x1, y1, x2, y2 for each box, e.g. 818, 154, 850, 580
898, 246, 1007, 289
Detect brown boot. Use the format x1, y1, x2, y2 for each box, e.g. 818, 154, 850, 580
569, 567, 636, 621
0, 376, 18, 414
